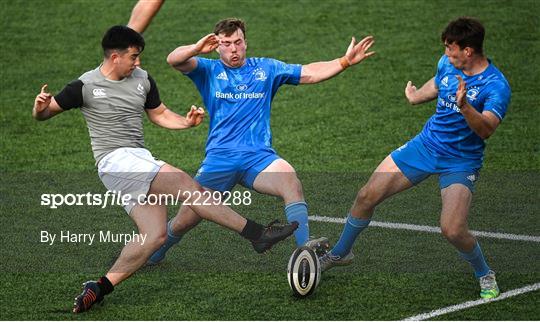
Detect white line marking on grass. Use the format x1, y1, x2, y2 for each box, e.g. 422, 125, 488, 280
309, 216, 540, 243
402, 282, 540, 321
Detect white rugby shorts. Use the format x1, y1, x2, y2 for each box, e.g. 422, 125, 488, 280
97, 147, 165, 214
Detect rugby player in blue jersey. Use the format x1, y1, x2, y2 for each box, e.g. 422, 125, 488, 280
319, 17, 510, 299
148, 18, 375, 262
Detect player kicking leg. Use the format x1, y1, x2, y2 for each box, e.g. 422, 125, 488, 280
73, 162, 298, 313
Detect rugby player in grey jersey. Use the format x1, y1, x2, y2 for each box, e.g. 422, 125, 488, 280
32, 25, 297, 313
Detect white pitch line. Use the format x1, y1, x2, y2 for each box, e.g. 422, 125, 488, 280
402, 282, 540, 321
309, 215, 540, 243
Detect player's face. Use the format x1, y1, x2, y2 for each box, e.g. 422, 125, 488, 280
115, 46, 141, 78
217, 29, 247, 68
444, 41, 468, 70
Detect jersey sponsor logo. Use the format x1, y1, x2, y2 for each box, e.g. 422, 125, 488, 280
137, 83, 145, 95
215, 91, 265, 99
216, 71, 228, 81
441, 76, 449, 87
253, 68, 267, 81
438, 97, 461, 113
236, 84, 248, 91
92, 88, 107, 98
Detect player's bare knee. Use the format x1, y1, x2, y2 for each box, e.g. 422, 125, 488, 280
283, 176, 304, 200
355, 185, 380, 209
139, 225, 167, 249
440, 224, 466, 242
145, 232, 167, 250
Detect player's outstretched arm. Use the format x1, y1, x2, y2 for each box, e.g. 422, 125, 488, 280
146, 104, 205, 130
456, 76, 500, 139
32, 84, 64, 121
167, 34, 219, 73
127, 0, 164, 33
404, 77, 438, 105
300, 35, 375, 84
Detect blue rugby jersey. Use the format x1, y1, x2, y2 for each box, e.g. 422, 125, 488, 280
187, 57, 301, 153
419, 55, 511, 160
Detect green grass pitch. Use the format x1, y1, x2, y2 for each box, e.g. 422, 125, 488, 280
1, 0, 539, 320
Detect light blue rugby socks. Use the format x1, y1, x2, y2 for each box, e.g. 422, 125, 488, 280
458, 241, 491, 278
148, 220, 183, 264
331, 213, 371, 258
285, 201, 309, 247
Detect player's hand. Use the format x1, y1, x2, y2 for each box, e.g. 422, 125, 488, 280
195, 34, 219, 55
404, 81, 418, 104
343, 36, 375, 66
186, 105, 205, 127
34, 84, 52, 113
455, 75, 467, 108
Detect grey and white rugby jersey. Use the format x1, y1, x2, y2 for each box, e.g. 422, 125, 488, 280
54, 66, 161, 164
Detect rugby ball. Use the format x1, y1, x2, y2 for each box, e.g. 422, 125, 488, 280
287, 246, 321, 297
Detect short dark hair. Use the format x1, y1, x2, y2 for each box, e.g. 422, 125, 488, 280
214, 18, 246, 38
101, 25, 145, 57
441, 17, 485, 55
